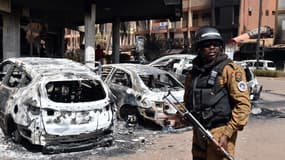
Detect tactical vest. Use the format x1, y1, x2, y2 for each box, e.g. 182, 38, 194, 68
187, 59, 233, 129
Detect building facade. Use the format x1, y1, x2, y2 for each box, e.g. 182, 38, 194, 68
143, 0, 212, 50
239, 0, 276, 36
145, 0, 277, 48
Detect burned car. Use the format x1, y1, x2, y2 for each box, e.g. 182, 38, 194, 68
101, 63, 185, 128
148, 54, 197, 83
149, 55, 262, 101
0, 57, 114, 153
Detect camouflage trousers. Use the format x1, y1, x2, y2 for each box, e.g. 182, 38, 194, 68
192, 126, 237, 160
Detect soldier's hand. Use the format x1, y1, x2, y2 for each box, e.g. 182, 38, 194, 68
218, 135, 229, 151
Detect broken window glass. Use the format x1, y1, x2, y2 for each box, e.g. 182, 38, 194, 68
45, 80, 106, 103
111, 69, 132, 87
7, 67, 23, 87
140, 74, 183, 91
101, 66, 113, 81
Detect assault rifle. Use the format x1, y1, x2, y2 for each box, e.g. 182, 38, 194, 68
163, 90, 234, 160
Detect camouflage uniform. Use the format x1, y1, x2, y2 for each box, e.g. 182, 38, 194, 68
184, 62, 251, 160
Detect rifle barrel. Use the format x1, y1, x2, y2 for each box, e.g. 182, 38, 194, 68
163, 91, 234, 160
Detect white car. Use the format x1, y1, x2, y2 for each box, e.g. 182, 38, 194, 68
242, 59, 276, 71
150, 56, 262, 101
101, 64, 185, 128
0, 57, 114, 153
148, 54, 197, 83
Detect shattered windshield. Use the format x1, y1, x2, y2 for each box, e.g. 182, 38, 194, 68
139, 74, 183, 92
45, 80, 106, 103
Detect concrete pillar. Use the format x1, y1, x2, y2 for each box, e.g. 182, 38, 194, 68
150, 20, 153, 35
188, 0, 192, 40
2, 14, 20, 59
167, 20, 171, 39
112, 18, 120, 63
59, 27, 65, 58
84, 4, 96, 67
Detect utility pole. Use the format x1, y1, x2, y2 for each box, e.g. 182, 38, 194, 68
211, 0, 216, 26
256, 0, 263, 69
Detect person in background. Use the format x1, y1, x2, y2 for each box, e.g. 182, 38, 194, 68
95, 44, 105, 64
184, 26, 251, 160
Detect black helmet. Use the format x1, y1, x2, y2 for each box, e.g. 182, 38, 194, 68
193, 26, 224, 51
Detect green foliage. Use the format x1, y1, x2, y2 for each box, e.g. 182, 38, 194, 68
253, 69, 283, 77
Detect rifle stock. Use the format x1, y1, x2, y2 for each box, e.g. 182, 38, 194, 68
163, 90, 234, 160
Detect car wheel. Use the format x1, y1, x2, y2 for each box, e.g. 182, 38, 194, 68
119, 106, 139, 127
119, 106, 136, 120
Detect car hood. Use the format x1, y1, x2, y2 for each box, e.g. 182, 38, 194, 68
143, 89, 184, 103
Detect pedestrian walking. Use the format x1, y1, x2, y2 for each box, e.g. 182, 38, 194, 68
95, 44, 105, 64
184, 26, 251, 160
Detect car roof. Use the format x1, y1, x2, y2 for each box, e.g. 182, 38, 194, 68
5, 57, 95, 77
154, 54, 196, 60
243, 59, 274, 63
103, 63, 169, 75
149, 54, 196, 64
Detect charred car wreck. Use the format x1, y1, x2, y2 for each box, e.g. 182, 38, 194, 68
149, 54, 262, 101
101, 64, 186, 129
148, 54, 197, 84
0, 58, 115, 153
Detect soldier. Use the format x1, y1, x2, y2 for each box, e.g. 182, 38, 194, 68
184, 26, 251, 160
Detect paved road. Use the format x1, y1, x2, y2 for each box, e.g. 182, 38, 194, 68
96, 76, 285, 160
94, 118, 285, 160
254, 76, 285, 111
1, 76, 285, 160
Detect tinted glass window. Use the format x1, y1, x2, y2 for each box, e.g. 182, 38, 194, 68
254, 62, 264, 67
246, 62, 253, 66
110, 69, 132, 87
267, 62, 275, 67
101, 67, 113, 81
153, 58, 181, 72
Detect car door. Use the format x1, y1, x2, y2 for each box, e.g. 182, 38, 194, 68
108, 69, 137, 107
